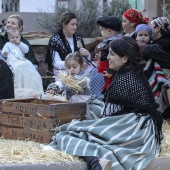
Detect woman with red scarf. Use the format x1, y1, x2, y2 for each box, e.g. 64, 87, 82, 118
122, 9, 149, 37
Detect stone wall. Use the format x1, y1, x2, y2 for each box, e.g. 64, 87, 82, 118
32, 45, 48, 76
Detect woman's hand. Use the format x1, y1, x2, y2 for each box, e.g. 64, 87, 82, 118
79, 48, 90, 57
46, 89, 58, 95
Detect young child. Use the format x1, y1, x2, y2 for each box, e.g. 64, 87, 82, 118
135, 24, 167, 100
2, 28, 29, 59
1, 28, 44, 98
96, 16, 122, 99
46, 52, 91, 103
134, 24, 152, 53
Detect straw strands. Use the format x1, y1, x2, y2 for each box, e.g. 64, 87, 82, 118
55, 71, 87, 94
0, 138, 82, 164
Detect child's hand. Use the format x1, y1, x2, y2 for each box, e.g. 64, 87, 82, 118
103, 71, 112, 78
3, 51, 8, 57
15, 40, 21, 45
45, 89, 58, 95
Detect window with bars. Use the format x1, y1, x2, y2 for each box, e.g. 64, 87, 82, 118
2, 0, 19, 12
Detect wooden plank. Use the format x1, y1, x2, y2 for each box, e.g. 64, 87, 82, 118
3, 98, 37, 103
0, 114, 54, 130
0, 127, 53, 143
2, 100, 86, 117
55, 117, 86, 126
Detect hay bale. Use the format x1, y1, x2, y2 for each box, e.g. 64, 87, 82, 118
159, 120, 170, 157
0, 138, 82, 164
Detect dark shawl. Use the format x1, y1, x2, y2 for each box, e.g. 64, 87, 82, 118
0, 32, 39, 66
45, 29, 85, 67
103, 65, 162, 143
0, 59, 14, 99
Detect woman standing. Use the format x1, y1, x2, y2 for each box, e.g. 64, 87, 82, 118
45, 12, 91, 76
0, 15, 39, 69
122, 9, 149, 36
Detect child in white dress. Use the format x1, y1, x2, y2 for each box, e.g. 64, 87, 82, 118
2, 28, 44, 98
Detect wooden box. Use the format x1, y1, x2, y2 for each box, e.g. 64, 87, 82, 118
0, 98, 86, 143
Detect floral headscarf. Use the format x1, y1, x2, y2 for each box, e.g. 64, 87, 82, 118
153, 17, 170, 33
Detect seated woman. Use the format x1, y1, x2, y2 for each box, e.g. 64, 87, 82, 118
1, 28, 44, 98
43, 37, 162, 170
0, 15, 39, 68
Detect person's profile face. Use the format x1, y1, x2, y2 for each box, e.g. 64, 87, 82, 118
100, 26, 111, 39
62, 18, 77, 37
107, 48, 127, 71
150, 20, 159, 40
122, 16, 135, 34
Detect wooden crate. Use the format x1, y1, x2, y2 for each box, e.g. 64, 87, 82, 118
0, 98, 86, 143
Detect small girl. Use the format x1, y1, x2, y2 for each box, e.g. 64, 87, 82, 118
134, 24, 152, 53
46, 52, 91, 103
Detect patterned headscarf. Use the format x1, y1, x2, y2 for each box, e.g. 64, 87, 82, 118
123, 9, 149, 25
135, 24, 152, 39
153, 17, 170, 33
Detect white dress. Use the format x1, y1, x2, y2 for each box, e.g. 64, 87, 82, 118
2, 42, 44, 98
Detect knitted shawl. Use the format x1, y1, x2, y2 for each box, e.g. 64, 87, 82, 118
104, 65, 162, 143
45, 29, 84, 67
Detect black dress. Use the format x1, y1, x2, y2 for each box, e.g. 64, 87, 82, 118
0, 59, 14, 99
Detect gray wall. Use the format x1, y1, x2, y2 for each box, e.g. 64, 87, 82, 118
0, 12, 40, 33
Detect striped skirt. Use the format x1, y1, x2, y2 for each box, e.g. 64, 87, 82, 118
50, 113, 160, 170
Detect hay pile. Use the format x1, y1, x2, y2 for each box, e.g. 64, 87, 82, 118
159, 120, 170, 157
0, 138, 82, 164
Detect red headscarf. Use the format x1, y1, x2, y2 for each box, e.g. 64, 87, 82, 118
123, 9, 149, 25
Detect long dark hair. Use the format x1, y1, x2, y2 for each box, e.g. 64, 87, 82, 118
109, 36, 142, 71
58, 12, 77, 27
